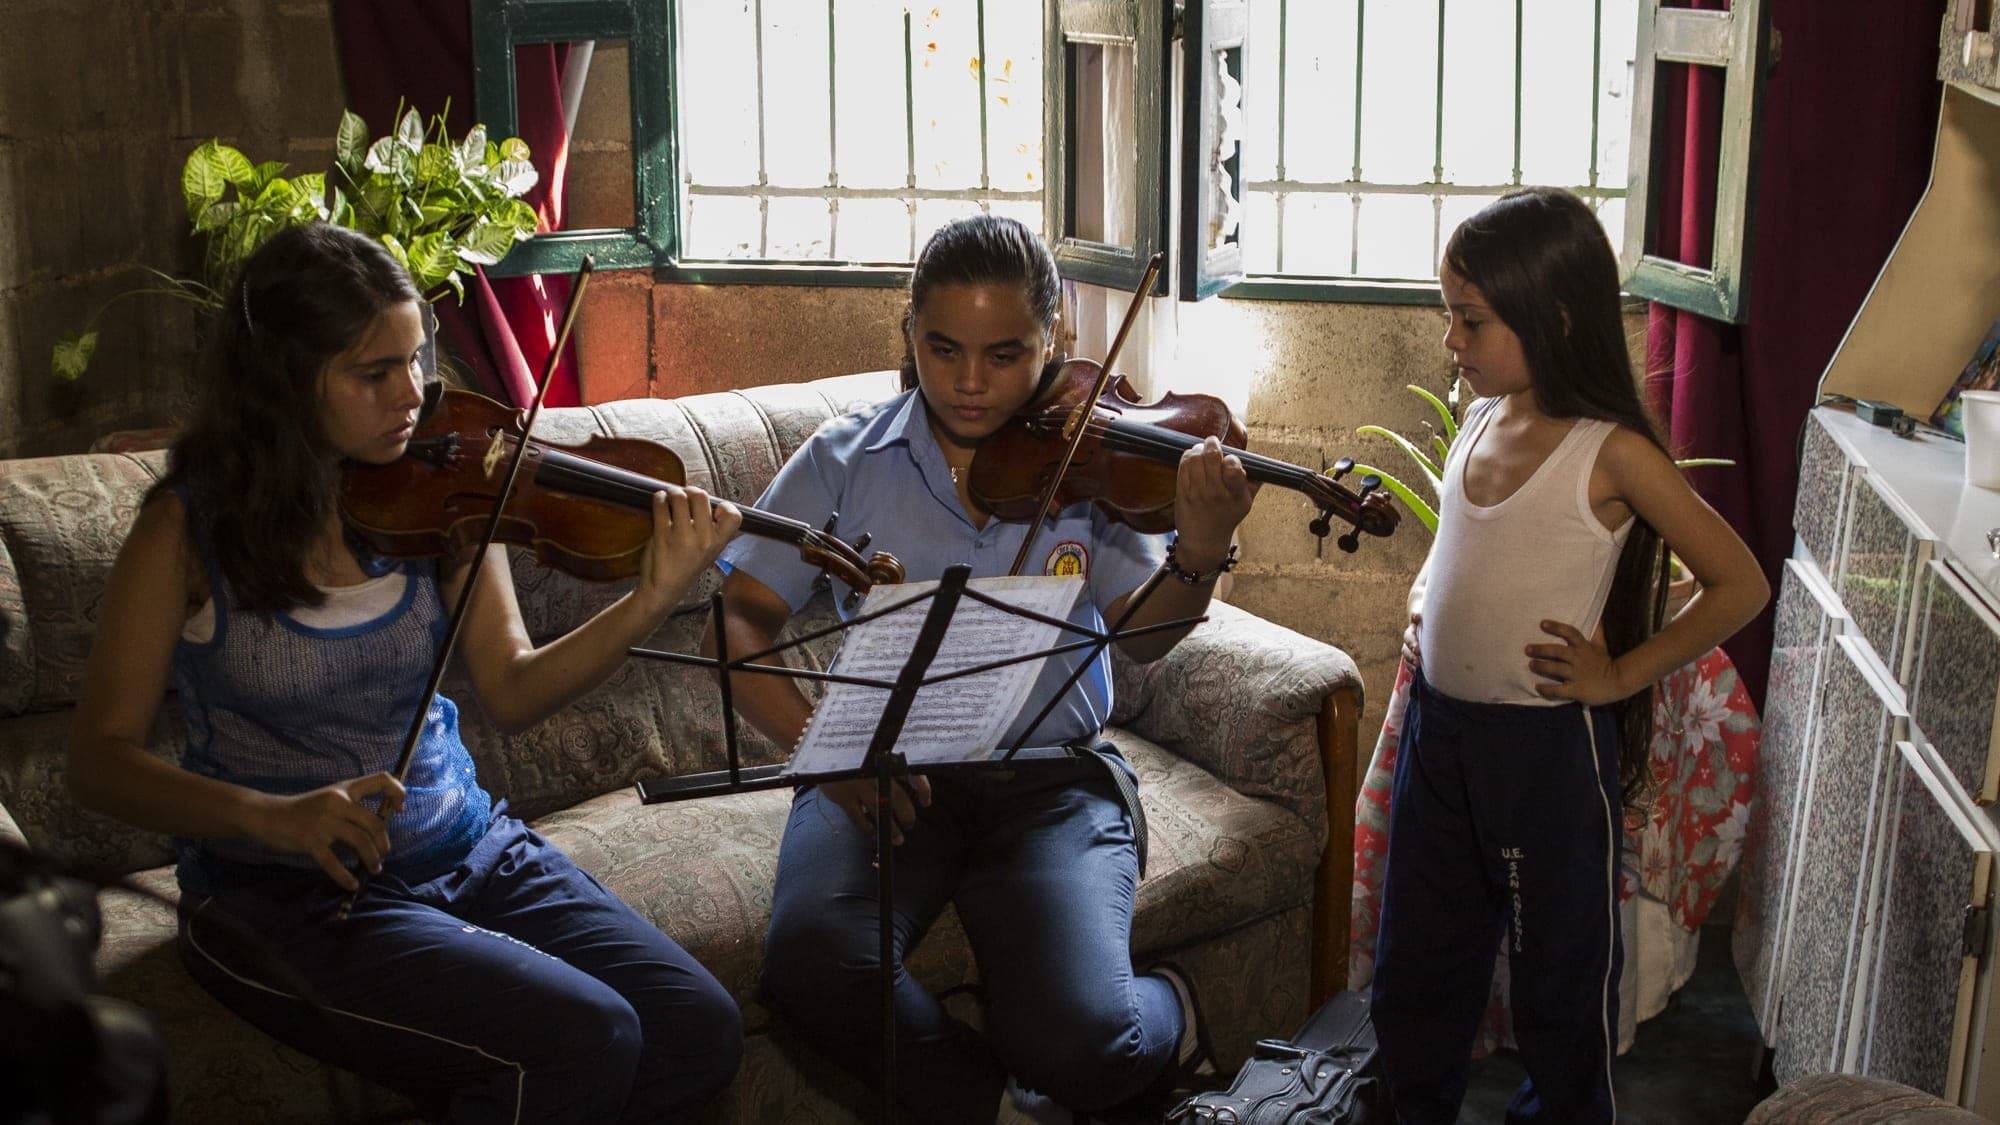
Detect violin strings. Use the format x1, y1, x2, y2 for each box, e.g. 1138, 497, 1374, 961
1092, 420, 1319, 488
531, 452, 808, 543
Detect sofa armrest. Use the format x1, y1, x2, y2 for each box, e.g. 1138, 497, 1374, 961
1111, 600, 1364, 1003
1112, 601, 1360, 828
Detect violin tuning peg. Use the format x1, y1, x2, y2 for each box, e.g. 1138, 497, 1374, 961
1331, 457, 1355, 480
1337, 530, 1361, 553
1309, 514, 1332, 539
1358, 474, 1382, 497
852, 532, 872, 553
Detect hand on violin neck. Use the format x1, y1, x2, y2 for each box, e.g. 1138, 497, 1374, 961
1172, 435, 1256, 567
630, 485, 744, 621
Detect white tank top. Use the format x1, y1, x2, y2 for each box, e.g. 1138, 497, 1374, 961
1418, 398, 1633, 705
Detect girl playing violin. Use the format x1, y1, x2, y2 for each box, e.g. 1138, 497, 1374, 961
67, 222, 744, 1123
711, 214, 1254, 1123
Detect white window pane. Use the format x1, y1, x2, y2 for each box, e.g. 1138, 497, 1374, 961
1242, 0, 1281, 182
914, 198, 983, 250
767, 196, 833, 259
1281, 0, 1359, 184
834, 0, 909, 189
677, 1, 760, 186
910, 3, 983, 189
985, 199, 1045, 238
1518, 0, 1595, 187
1438, 193, 1504, 273
835, 197, 912, 262
1353, 193, 1436, 280
1595, 195, 1627, 269
683, 194, 760, 259
1439, 3, 1516, 187
1597, 0, 1641, 191
1357, 2, 1439, 185
983, 2, 1043, 192
762, 0, 834, 189
1242, 189, 1278, 273
1278, 192, 1356, 276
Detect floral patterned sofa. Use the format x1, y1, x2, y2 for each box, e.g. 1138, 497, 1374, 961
0, 371, 1363, 1122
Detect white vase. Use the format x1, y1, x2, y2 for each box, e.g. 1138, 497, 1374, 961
1964, 389, 2000, 489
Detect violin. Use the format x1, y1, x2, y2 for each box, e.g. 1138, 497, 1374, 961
969, 358, 1401, 552
340, 387, 904, 593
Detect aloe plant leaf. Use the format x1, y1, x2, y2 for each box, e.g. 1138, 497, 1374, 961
1407, 383, 1458, 442
1353, 464, 1438, 534
1356, 424, 1442, 486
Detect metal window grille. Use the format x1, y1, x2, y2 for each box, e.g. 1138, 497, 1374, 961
674, 0, 1045, 265
1240, 0, 1637, 283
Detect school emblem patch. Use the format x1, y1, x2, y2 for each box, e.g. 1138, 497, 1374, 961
1044, 540, 1089, 578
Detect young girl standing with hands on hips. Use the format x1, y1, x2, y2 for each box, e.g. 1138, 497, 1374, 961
1372, 188, 1768, 1124
67, 223, 745, 1123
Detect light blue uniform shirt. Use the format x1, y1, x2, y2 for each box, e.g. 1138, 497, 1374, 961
720, 388, 1169, 750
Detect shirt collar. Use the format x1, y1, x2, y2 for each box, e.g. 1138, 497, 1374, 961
862, 388, 927, 453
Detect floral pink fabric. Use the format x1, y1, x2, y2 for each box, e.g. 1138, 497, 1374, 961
1349, 648, 1760, 1055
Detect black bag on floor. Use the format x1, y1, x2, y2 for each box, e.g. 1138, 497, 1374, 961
1166, 990, 1385, 1124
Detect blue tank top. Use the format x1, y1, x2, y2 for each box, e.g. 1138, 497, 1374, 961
172, 492, 491, 892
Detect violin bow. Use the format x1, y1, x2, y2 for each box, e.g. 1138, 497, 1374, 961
387, 256, 596, 783
1005, 252, 1164, 577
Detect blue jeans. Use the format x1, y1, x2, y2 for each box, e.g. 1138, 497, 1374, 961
1371, 669, 1623, 1125
761, 757, 1182, 1122
178, 812, 741, 1124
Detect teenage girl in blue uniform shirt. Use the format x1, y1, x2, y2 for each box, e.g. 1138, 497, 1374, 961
68, 223, 746, 1123
712, 215, 1255, 1123
1374, 188, 1769, 1124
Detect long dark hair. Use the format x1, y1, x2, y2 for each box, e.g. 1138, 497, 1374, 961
898, 214, 1061, 391
1444, 187, 1667, 802
154, 222, 422, 614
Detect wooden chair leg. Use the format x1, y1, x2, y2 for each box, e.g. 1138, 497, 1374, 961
1310, 683, 1362, 1008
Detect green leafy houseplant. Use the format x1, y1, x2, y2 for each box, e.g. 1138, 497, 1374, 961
53, 105, 541, 381
1355, 380, 1735, 534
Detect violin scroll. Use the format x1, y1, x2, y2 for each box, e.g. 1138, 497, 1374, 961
798, 530, 905, 594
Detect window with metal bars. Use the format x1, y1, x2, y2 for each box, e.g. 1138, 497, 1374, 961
675, 0, 1043, 265
472, 0, 1760, 317
1225, 0, 1641, 303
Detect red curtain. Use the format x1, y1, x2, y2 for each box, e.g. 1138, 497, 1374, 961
1643, 0, 1943, 704
330, 1, 580, 406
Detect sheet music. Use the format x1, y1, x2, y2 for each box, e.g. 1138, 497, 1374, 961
785, 575, 1086, 774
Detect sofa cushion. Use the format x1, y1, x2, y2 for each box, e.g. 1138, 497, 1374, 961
0, 450, 166, 717
0, 707, 181, 877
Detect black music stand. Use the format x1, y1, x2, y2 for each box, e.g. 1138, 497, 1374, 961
627, 562, 1197, 1124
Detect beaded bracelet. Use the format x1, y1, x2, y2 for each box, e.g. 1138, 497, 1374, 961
1165, 540, 1239, 585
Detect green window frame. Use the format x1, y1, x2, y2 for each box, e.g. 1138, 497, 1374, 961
471, 0, 672, 278
1619, 0, 1772, 324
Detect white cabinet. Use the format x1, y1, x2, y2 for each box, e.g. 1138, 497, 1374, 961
1745, 407, 2000, 1105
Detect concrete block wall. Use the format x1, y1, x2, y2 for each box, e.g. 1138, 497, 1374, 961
0, 0, 346, 459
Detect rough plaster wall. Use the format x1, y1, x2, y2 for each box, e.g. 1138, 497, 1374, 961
1, 0, 345, 460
